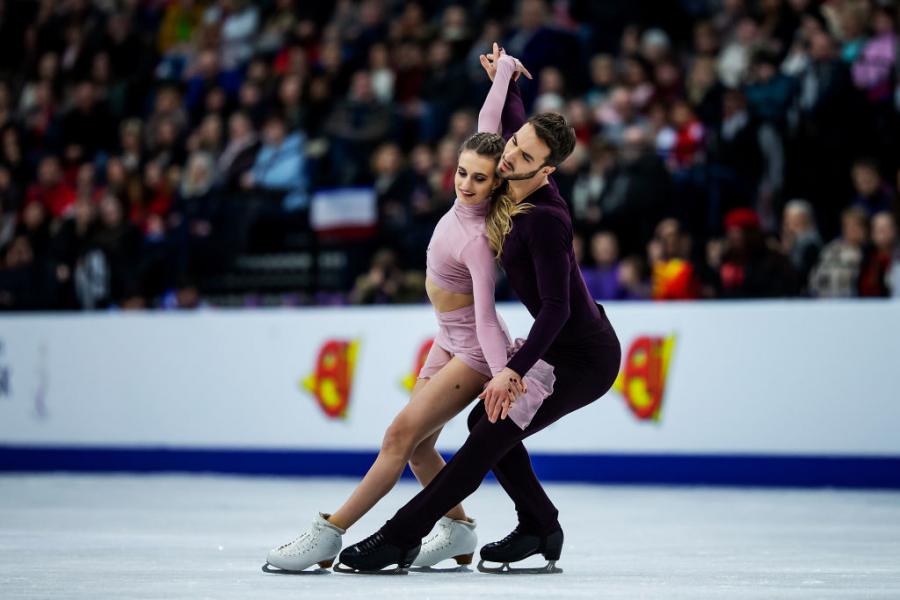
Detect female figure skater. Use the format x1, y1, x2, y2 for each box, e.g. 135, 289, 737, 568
263, 53, 546, 573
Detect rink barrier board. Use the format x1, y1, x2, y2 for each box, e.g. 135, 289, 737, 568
2, 301, 900, 487
1, 446, 899, 489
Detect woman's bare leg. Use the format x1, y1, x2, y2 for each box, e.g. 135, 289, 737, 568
327, 357, 487, 530
409, 428, 468, 521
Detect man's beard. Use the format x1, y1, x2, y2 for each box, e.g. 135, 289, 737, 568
498, 164, 544, 181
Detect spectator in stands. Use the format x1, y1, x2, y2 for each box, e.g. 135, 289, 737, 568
1, 127, 27, 188
117, 119, 144, 175
203, 0, 260, 74
257, 0, 299, 56
92, 193, 143, 307
850, 158, 896, 217
852, 4, 897, 104
718, 207, 798, 298
571, 140, 615, 232
618, 255, 652, 300
790, 29, 858, 240
60, 81, 114, 164
859, 211, 899, 297
717, 16, 758, 88
597, 126, 670, 257
781, 199, 823, 294
184, 48, 229, 117
648, 219, 701, 300
326, 71, 392, 185
720, 85, 784, 232
349, 248, 424, 305
26, 156, 76, 220
0, 235, 52, 309
809, 206, 869, 298
586, 54, 616, 108
372, 142, 413, 254
745, 49, 795, 127
417, 39, 468, 141
216, 111, 259, 191
158, 0, 206, 62
18, 198, 51, 262
596, 86, 649, 148
172, 152, 220, 287
148, 85, 189, 147
581, 231, 626, 301
244, 113, 307, 209
51, 198, 98, 308
0, 165, 21, 248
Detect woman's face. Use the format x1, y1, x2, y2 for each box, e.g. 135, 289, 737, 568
100, 195, 123, 226
872, 213, 897, 250
455, 149, 499, 204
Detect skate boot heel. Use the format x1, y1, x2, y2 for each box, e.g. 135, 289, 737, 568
318, 558, 335, 569
453, 553, 474, 565
541, 530, 564, 561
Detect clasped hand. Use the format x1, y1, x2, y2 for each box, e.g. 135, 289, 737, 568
478, 367, 527, 424
478, 42, 533, 82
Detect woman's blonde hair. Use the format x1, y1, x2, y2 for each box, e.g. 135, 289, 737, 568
485, 186, 532, 258
459, 132, 533, 259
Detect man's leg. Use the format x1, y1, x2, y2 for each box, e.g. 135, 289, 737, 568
381, 357, 618, 547
382, 403, 527, 546
466, 403, 559, 535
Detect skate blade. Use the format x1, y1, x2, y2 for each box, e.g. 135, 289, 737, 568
476, 559, 563, 575
261, 562, 331, 575
332, 562, 409, 575
408, 565, 472, 573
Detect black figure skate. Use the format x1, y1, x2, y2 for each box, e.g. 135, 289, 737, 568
333, 531, 420, 575
476, 527, 563, 574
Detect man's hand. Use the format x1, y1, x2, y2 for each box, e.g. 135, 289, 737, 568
478, 367, 527, 423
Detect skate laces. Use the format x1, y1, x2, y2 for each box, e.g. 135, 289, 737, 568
422, 520, 453, 553
277, 530, 309, 552
277, 519, 323, 553
494, 527, 523, 547
353, 531, 386, 554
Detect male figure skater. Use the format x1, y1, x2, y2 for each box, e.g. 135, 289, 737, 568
338, 45, 622, 574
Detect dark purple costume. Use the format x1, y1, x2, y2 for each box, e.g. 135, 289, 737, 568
381, 79, 622, 547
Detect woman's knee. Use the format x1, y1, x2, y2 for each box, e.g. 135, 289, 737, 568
381, 417, 418, 460
408, 441, 439, 470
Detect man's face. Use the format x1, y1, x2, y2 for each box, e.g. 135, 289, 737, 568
38, 159, 60, 186
264, 121, 286, 145
852, 165, 880, 196
499, 123, 552, 181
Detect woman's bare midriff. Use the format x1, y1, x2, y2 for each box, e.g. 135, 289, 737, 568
426, 277, 475, 313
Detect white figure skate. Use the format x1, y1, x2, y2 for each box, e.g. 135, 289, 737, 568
262, 513, 345, 574
410, 517, 477, 572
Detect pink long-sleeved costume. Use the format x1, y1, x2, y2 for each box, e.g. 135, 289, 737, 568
419, 56, 553, 430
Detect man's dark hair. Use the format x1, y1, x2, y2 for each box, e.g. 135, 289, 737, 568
527, 113, 577, 167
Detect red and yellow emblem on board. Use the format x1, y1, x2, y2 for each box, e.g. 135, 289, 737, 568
302, 339, 360, 419
613, 334, 676, 422
400, 338, 434, 392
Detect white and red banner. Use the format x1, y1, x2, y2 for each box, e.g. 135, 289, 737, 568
1, 301, 899, 456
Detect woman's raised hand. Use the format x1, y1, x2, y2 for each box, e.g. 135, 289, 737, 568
479, 42, 533, 82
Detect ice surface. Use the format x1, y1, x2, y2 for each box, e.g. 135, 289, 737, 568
1, 475, 898, 599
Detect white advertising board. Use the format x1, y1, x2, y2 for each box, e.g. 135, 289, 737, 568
1, 301, 898, 457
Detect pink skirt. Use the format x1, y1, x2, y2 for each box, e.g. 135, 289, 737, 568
418, 305, 556, 430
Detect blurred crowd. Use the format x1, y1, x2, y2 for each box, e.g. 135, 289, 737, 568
1, 0, 899, 310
